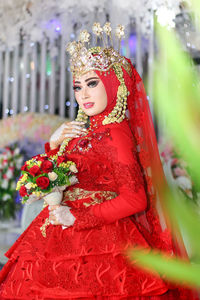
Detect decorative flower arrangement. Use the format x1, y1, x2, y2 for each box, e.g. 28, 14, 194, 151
0, 145, 23, 219
16, 153, 78, 205
160, 143, 199, 201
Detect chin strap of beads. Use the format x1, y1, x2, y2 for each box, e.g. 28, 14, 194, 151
75, 107, 89, 123
102, 63, 129, 125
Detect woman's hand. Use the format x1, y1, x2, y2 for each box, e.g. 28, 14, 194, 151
48, 205, 76, 227
49, 121, 87, 149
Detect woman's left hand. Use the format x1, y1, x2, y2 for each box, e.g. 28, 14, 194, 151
49, 205, 76, 227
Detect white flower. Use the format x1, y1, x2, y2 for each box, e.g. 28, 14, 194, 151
69, 175, 78, 186
48, 172, 58, 181
175, 176, 192, 190
115, 24, 125, 38
14, 148, 20, 155
2, 160, 8, 167
156, 7, 176, 29
16, 157, 23, 169
69, 164, 78, 173
2, 179, 9, 189
3, 153, 7, 160
6, 150, 12, 159
2, 194, 10, 202
78, 30, 90, 43
92, 22, 103, 36
6, 169, 13, 179
25, 182, 33, 190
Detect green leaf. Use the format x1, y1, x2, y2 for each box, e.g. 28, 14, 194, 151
129, 249, 200, 288
154, 23, 200, 186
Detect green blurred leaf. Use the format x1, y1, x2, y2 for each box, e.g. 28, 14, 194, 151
129, 249, 200, 287
164, 188, 200, 259
154, 23, 200, 185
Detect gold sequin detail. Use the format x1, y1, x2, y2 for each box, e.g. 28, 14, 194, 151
103, 63, 129, 125
40, 217, 50, 238
63, 188, 117, 207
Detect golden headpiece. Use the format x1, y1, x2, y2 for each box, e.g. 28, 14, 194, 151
63, 22, 131, 133
66, 22, 132, 78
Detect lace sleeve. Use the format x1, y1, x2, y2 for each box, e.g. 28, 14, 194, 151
71, 126, 147, 230
70, 207, 105, 230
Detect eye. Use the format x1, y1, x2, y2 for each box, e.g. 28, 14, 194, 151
73, 86, 81, 92
87, 80, 99, 88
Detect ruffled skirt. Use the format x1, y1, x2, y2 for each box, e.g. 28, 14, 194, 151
0, 205, 196, 300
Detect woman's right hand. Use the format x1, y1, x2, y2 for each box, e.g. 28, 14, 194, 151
49, 121, 87, 149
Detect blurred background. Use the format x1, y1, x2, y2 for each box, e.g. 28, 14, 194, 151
0, 0, 200, 288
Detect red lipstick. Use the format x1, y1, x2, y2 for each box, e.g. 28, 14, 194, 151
83, 102, 94, 109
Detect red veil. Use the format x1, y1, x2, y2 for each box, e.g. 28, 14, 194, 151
95, 60, 186, 256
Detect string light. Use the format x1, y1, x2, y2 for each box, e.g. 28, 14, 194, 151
55, 26, 61, 32
9, 77, 14, 82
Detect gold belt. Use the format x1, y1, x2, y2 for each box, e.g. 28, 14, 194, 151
63, 188, 117, 207
40, 188, 117, 237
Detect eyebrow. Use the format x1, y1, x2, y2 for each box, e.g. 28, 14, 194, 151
74, 77, 99, 84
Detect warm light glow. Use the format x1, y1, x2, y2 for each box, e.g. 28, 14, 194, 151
30, 61, 35, 70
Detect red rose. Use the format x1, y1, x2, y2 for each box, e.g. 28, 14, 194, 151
36, 156, 46, 162
36, 176, 50, 189
41, 160, 53, 173
29, 165, 41, 176
57, 156, 66, 165
19, 186, 28, 197
21, 163, 28, 171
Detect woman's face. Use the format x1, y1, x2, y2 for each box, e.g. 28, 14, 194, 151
73, 70, 107, 116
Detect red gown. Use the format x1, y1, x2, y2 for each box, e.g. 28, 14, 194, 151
0, 114, 196, 299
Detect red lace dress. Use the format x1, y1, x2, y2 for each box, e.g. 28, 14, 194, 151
0, 115, 196, 300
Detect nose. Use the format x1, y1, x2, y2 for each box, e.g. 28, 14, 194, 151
82, 86, 90, 100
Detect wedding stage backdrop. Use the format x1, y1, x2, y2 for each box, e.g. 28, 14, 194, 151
0, 0, 198, 121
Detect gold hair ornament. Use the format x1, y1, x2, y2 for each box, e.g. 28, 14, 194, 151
103, 63, 129, 125
58, 23, 131, 156
66, 23, 131, 78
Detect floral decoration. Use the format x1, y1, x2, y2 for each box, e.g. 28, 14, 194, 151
0, 0, 191, 50
0, 145, 23, 219
160, 142, 199, 202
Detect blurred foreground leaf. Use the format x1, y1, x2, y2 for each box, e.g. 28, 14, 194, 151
129, 249, 200, 287
154, 24, 200, 186
128, 11, 200, 288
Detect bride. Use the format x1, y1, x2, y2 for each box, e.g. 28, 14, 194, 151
0, 23, 196, 299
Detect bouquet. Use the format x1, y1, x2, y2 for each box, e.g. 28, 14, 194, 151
16, 153, 78, 206
0, 145, 23, 219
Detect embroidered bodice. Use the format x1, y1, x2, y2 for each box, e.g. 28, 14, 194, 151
45, 115, 147, 228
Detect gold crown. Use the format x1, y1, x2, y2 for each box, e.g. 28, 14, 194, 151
66, 22, 132, 78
